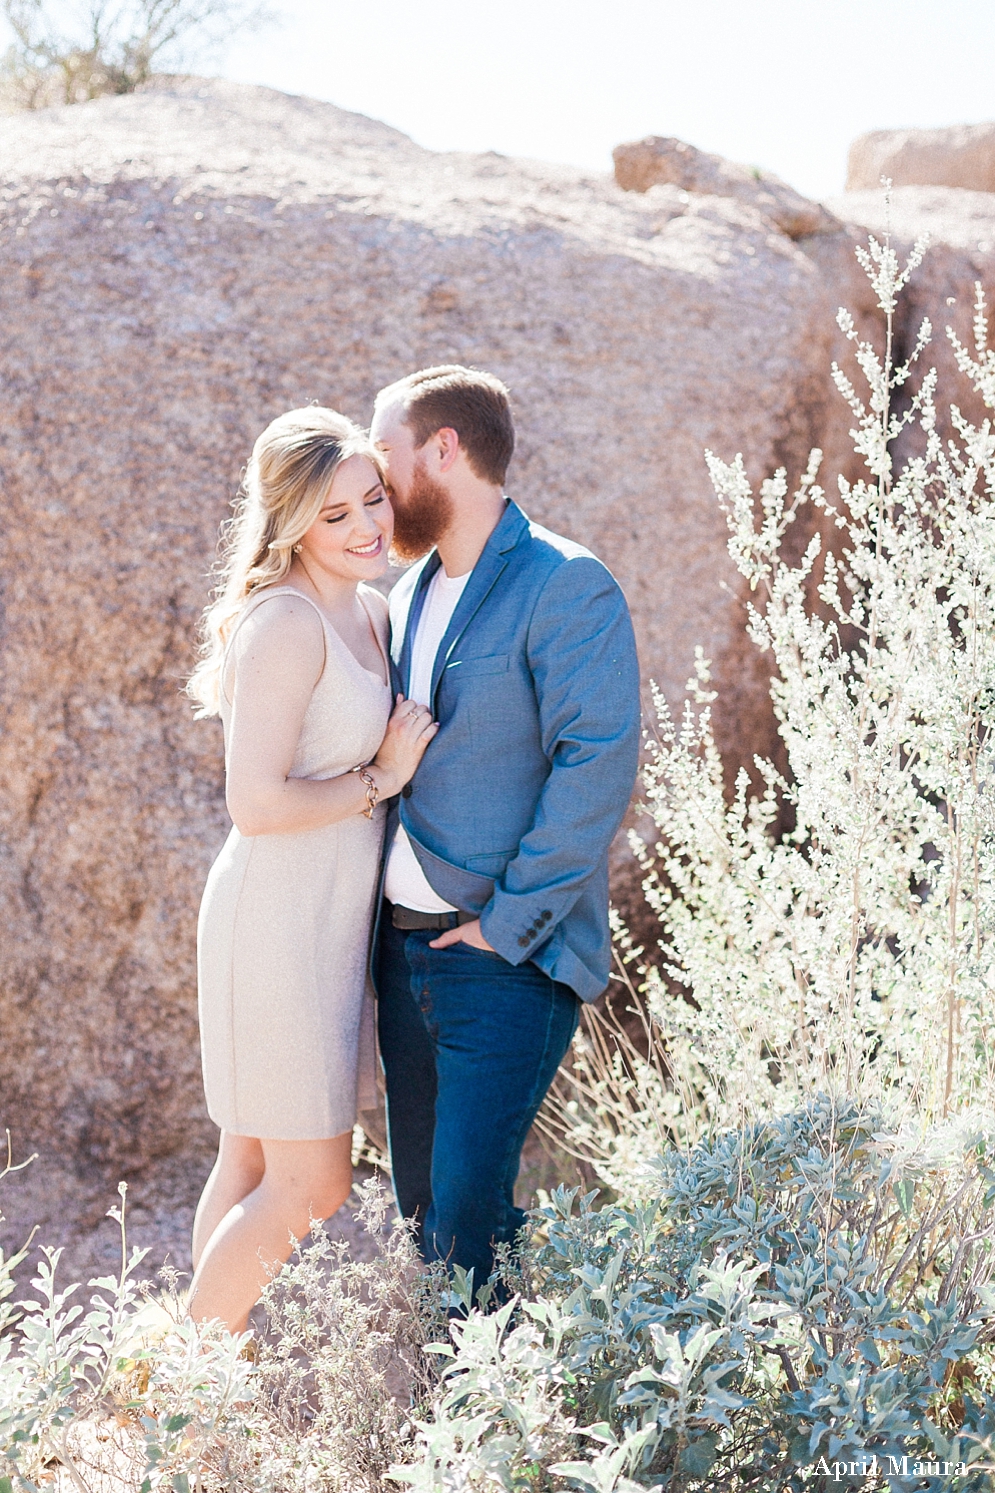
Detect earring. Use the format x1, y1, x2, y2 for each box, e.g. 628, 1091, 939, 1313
293, 543, 302, 553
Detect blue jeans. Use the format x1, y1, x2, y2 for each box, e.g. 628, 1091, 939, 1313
374, 915, 579, 1286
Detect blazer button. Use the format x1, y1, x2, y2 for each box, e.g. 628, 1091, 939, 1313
402, 783, 413, 798
517, 934, 529, 947
541, 909, 552, 921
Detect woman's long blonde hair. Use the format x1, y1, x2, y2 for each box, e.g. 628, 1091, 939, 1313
187, 407, 377, 717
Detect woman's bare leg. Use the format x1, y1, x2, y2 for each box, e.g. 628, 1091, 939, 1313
187, 1133, 353, 1333
191, 1132, 266, 1272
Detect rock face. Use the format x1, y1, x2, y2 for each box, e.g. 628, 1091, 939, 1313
847, 122, 995, 193
613, 135, 839, 240
0, 77, 945, 1183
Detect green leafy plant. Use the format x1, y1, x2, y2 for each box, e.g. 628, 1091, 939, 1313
0, 1171, 453, 1493
394, 1101, 995, 1491
0, 1178, 257, 1491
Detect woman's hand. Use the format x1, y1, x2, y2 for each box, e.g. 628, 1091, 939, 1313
371, 694, 439, 799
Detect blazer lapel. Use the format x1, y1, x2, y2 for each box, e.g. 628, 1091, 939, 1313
395, 552, 441, 695
429, 501, 528, 706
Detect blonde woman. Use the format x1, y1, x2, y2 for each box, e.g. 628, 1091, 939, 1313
186, 408, 436, 1332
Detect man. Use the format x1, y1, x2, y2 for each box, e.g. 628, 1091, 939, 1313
370, 365, 640, 1288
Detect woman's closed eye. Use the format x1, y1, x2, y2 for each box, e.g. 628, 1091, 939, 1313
324, 492, 385, 523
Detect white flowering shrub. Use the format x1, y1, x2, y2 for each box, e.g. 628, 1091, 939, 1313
623, 227, 995, 1140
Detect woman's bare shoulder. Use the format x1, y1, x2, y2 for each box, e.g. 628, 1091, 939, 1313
232, 590, 325, 656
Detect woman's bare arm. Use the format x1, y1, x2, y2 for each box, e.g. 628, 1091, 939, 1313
224, 597, 436, 836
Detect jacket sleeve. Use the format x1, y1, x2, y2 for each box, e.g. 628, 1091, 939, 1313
479, 557, 641, 964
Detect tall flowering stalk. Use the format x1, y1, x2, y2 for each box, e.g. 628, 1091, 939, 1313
637, 225, 995, 1134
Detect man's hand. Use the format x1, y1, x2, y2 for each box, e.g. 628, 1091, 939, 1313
429, 918, 495, 952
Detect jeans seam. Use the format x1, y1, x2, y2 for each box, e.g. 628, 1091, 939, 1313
525, 991, 558, 1125
495, 990, 561, 1212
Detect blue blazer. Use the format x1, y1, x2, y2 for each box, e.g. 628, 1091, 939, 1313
387, 501, 641, 1002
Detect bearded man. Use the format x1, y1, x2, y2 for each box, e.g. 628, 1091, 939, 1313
369, 365, 640, 1290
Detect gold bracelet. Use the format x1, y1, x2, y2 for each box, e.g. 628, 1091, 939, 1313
354, 765, 379, 819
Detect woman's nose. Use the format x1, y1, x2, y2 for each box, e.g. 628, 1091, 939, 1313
351, 509, 379, 540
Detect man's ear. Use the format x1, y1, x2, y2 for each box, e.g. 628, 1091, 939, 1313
435, 426, 460, 473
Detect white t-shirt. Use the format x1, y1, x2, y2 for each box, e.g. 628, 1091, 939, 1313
383, 566, 470, 913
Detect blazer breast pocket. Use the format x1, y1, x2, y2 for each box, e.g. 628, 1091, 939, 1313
445, 653, 510, 678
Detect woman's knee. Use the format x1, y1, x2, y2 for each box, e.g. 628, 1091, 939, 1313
297, 1164, 350, 1222
261, 1137, 352, 1223
274, 1179, 349, 1235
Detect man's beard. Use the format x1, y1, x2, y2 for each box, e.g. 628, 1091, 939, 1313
390, 459, 454, 563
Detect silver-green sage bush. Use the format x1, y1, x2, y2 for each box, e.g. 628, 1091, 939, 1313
546, 222, 995, 1192
223, 1178, 452, 1493
0, 1173, 449, 1493
396, 1101, 995, 1491
0, 1175, 259, 1492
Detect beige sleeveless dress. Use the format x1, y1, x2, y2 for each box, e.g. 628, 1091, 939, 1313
197, 583, 391, 1140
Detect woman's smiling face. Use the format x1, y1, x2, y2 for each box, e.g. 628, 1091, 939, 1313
296, 453, 394, 582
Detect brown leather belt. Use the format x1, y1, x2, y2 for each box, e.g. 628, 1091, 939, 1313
388, 900, 477, 931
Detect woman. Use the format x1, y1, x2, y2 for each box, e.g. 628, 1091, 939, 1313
185, 407, 436, 1333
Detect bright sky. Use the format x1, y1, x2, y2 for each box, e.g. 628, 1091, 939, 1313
218, 0, 995, 201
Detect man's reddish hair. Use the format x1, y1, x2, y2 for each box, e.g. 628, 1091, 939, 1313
378, 365, 514, 485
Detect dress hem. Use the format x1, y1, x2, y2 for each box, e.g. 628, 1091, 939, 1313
206, 1116, 357, 1142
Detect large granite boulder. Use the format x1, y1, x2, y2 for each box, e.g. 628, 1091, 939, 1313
847, 122, 995, 193
0, 78, 876, 1192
